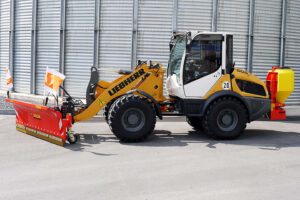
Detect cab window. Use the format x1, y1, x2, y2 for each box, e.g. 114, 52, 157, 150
183, 39, 222, 84
168, 35, 186, 78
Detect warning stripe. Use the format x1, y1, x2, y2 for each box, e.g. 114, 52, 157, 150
16, 123, 65, 146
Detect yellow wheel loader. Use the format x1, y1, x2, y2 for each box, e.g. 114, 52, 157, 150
6, 31, 295, 146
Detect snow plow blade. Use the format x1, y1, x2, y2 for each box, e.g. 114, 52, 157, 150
6, 99, 73, 146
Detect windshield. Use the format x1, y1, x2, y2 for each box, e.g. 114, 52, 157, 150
168, 35, 186, 78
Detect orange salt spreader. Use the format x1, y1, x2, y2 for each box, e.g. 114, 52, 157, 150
266, 66, 295, 120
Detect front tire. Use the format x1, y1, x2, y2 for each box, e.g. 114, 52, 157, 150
203, 97, 247, 139
108, 95, 156, 142
103, 101, 114, 123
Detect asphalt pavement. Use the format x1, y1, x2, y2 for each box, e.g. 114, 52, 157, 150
0, 96, 15, 115
0, 115, 300, 200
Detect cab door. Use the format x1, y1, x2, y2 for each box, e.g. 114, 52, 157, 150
183, 34, 225, 97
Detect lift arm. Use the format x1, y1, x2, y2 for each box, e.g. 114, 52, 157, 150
74, 64, 152, 122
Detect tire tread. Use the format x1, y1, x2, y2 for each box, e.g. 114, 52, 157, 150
108, 95, 156, 142
202, 97, 248, 139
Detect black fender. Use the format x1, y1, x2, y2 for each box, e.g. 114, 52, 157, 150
126, 89, 163, 120
201, 91, 252, 122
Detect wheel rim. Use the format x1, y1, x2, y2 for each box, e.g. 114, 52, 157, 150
121, 108, 146, 132
216, 108, 238, 132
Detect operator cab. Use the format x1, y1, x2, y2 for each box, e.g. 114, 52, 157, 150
166, 31, 234, 98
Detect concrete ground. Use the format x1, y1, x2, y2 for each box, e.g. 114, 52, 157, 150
0, 96, 14, 115
0, 115, 300, 200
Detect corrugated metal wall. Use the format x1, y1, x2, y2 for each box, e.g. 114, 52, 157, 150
64, 0, 95, 97
285, 0, 300, 105
36, 0, 61, 95
98, 0, 133, 82
0, 0, 299, 105
13, 0, 32, 93
0, 0, 11, 91
252, 0, 282, 79
177, 0, 212, 32
217, 0, 250, 70
137, 0, 173, 68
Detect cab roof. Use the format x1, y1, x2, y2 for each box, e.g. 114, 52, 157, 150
191, 31, 233, 39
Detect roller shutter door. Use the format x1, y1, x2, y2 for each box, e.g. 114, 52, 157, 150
14, 0, 32, 93
98, 0, 133, 82
217, 0, 250, 70
285, 0, 300, 105
137, 0, 173, 68
252, 0, 282, 79
36, 0, 60, 95
65, 0, 95, 97
177, 0, 212, 32
0, 0, 11, 91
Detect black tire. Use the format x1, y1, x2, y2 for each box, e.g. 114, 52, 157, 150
108, 95, 156, 142
203, 97, 247, 139
67, 134, 78, 144
186, 117, 204, 131
103, 101, 114, 123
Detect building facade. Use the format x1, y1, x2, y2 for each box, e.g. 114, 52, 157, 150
0, 0, 299, 105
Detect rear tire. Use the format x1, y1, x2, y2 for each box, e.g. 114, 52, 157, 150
108, 95, 156, 142
186, 117, 204, 131
203, 97, 247, 139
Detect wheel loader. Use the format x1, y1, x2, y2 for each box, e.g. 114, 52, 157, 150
6, 31, 295, 146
